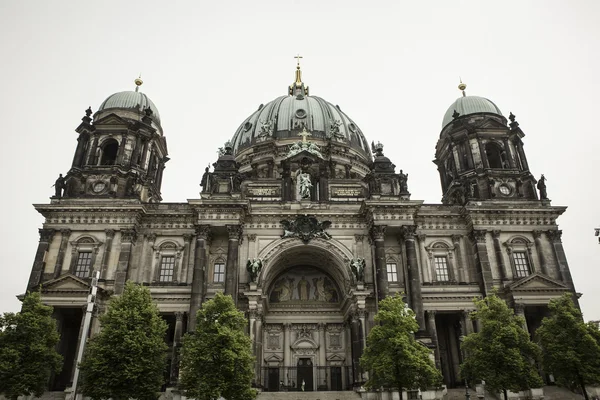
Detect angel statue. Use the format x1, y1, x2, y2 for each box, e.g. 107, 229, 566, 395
350, 258, 366, 282
299, 173, 312, 199
246, 258, 263, 283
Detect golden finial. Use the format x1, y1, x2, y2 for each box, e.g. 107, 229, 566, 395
134, 75, 143, 92
458, 77, 467, 97
294, 54, 303, 85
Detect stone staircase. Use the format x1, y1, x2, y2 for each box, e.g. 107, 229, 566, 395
257, 391, 362, 400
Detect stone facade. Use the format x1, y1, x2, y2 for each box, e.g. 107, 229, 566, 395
26, 72, 577, 394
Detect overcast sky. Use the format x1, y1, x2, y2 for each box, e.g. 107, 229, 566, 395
1, 1, 599, 319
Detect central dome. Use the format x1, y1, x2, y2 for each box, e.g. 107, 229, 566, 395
230, 64, 371, 160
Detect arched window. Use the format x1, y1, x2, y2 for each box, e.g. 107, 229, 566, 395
69, 236, 103, 278
485, 143, 504, 169
100, 139, 119, 165
153, 240, 182, 283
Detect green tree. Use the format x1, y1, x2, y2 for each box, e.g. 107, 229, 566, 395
179, 292, 256, 400
461, 294, 542, 400
0, 291, 63, 400
79, 281, 168, 400
536, 294, 600, 400
360, 294, 442, 400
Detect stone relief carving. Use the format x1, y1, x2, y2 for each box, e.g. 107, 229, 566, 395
280, 215, 332, 244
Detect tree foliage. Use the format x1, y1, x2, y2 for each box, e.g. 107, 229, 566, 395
179, 292, 256, 400
79, 281, 168, 400
0, 291, 63, 400
536, 294, 600, 398
460, 294, 542, 399
360, 294, 442, 399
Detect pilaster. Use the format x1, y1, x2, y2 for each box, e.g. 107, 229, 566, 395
189, 225, 210, 331
401, 225, 424, 330
27, 228, 56, 289
370, 225, 388, 300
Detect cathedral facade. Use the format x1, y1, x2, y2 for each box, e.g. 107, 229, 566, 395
26, 65, 577, 393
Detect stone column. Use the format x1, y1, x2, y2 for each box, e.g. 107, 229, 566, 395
401, 225, 425, 330
99, 229, 115, 280
451, 234, 466, 283
427, 311, 441, 368
469, 230, 493, 295
461, 310, 474, 335
254, 312, 264, 385
114, 229, 136, 295
503, 138, 516, 168
491, 230, 507, 280
318, 323, 327, 368
170, 312, 184, 385
370, 225, 388, 300
27, 228, 56, 289
225, 225, 243, 300
357, 310, 367, 351
53, 229, 71, 278
350, 313, 362, 384
546, 230, 577, 292
514, 139, 530, 171
86, 136, 99, 165
532, 230, 547, 275
514, 303, 529, 334
116, 133, 128, 165
72, 134, 89, 168
478, 139, 490, 169
284, 323, 292, 369
179, 234, 193, 283
142, 233, 157, 283
189, 225, 210, 331
417, 234, 431, 283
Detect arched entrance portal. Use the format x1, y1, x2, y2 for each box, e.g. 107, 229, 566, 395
252, 241, 366, 392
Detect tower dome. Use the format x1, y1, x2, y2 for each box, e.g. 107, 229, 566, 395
95, 78, 162, 133
441, 83, 503, 129
230, 61, 371, 163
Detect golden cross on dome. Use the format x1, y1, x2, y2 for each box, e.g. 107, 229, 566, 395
295, 54, 303, 66
298, 127, 312, 143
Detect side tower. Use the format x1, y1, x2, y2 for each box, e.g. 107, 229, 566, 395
62, 78, 168, 203
434, 83, 538, 205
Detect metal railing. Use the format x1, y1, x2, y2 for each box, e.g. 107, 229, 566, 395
260, 366, 353, 392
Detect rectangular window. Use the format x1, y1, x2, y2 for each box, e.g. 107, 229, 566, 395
159, 255, 176, 282
74, 252, 92, 278
213, 263, 225, 283
434, 256, 450, 282
386, 263, 398, 282
513, 251, 531, 278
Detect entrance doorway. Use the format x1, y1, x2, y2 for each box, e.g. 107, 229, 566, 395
297, 358, 314, 391
267, 368, 280, 392
331, 366, 342, 390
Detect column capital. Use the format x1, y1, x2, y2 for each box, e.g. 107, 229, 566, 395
532, 230, 543, 240
416, 233, 427, 242
427, 310, 437, 319
39, 228, 56, 241
470, 229, 487, 244
195, 224, 211, 240
318, 322, 327, 331
60, 228, 72, 237
546, 229, 563, 242
182, 233, 193, 243
451, 234, 463, 244
104, 229, 116, 239
514, 303, 526, 314
120, 229, 137, 243
227, 224, 243, 240
400, 225, 417, 240
146, 233, 157, 243
491, 230, 501, 239
174, 311, 185, 321
369, 225, 386, 241
354, 234, 365, 243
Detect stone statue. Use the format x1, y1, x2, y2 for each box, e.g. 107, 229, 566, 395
350, 258, 365, 282
398, 170, 409, 193
52, 174, 66, 198
246, 258, 262, 282
328, 119, 343, 141
298, 173, 312, 199
258, 119, 274, 141
200, 167, 212, 193
537, 174, 548, 200
232, 172, 245, 192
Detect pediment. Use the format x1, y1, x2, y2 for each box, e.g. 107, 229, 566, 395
93, 113, 129, 126
286, 149, 323, 162
291, 337, 318, 349
264, 353, 283, 363
509, 272, 569, 292
326, 353, 345, 361
41, 274, 91, 292
478, 118, 508, 130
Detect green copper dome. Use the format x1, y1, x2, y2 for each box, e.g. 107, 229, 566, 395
442, 95, 503, 128
98, 90, 161, 124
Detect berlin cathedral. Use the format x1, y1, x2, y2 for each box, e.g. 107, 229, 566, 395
25, 61, 578, 395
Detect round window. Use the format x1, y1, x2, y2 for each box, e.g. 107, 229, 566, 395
498, 184, 511, 196
295, 109, 307, 119
244, 122, 252, 131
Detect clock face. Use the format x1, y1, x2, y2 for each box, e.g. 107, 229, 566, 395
92, 181, 106, 193
499, 185, 511, 195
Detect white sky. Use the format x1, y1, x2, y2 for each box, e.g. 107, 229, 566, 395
1, 1, 599, 319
